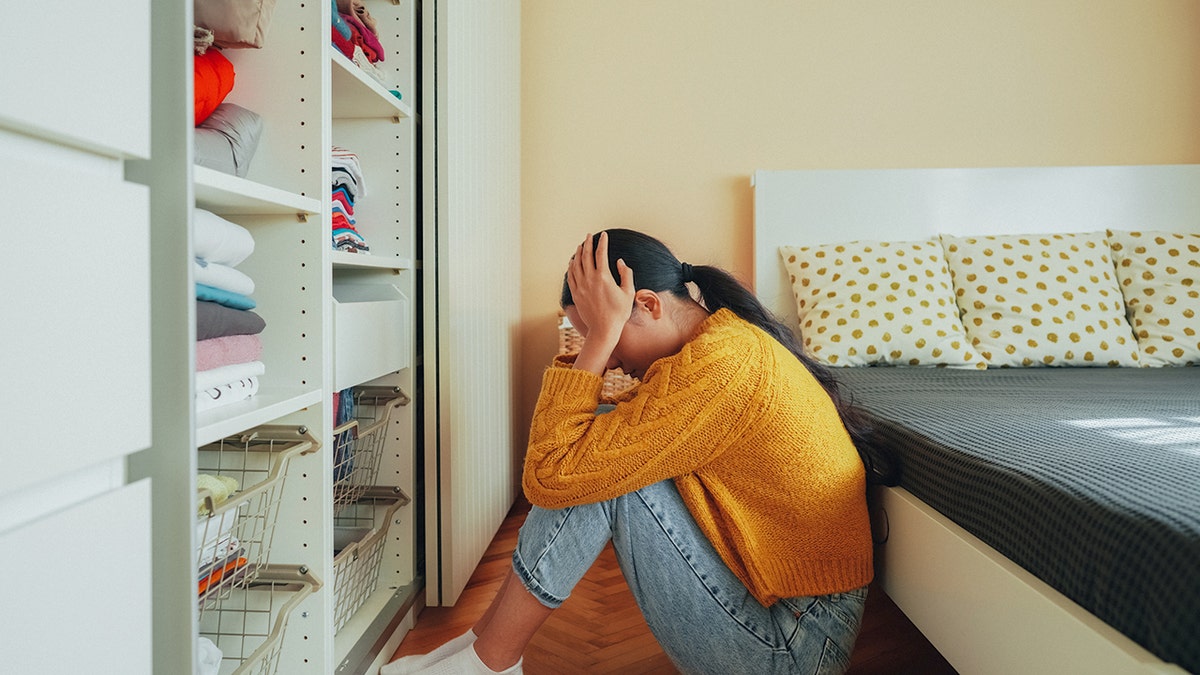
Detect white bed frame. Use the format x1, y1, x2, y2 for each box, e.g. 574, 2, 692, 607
752, 165, 1200, 675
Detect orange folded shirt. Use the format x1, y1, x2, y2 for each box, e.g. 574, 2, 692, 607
198, 557, 248, 596
194, 50, 236, 125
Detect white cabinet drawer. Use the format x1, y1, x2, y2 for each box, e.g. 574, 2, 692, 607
0, 0, 150, 158
0, 134, 151, 495
333, 284, 412, 390
0, 480, 152, 674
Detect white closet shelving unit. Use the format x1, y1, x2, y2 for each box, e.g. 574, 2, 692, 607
127, 1, 422, 673
328, 2, 422, 672
4, 0, 523, 671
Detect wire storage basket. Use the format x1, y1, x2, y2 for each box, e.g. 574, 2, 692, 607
557, 311, 638, 398
198, 565, 321, 675
331, 486, 411, 634
332, 386, 409, 514
196, 425, 319, 615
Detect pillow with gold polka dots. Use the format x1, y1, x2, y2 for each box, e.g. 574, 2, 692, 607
779, 239, 986, 368
940, 232, 1139, 367
1107, 229, 1200, 366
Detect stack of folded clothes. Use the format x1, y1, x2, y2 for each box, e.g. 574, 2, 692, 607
331, 145, 370, 253
331, 0, 396, 93
194, 209, 265, 413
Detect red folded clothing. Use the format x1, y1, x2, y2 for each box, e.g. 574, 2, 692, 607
195, 49, 236, 125
331, 19, 358, 59
331, 189, 354, 214
332, 212, 360, 232
344, 12, 385, 62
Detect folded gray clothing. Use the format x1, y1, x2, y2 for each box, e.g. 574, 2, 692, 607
196, 300, 266, 341
195, 102, 263, 178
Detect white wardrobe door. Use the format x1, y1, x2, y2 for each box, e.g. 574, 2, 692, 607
0, 132, 152, 495
0, 479, 152, 674
426, 0, 523, 606
0, 0, 150, 158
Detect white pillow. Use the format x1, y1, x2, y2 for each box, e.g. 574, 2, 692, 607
780, 238, 985, 368
941, 232, 1139, 367
1107, 229, 1200, 366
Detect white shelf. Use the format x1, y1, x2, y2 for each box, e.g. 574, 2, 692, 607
331, 251, 414, 270
196, 386, 323, 446
195, 166, 323, 216
331, 51, 413, 120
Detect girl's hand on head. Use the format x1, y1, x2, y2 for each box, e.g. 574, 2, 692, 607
567, 232, 634, 374
567, 232, 635, 340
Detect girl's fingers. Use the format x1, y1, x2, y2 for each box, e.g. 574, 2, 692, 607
567, 243, 583, 289
576, 233, 585, 277
616, 258, 634, 292
594, 231, 610, 277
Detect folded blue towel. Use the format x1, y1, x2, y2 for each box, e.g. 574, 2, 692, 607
196, 283, 256, 310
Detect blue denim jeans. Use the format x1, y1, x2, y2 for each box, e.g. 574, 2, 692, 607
512, 480, 867, 675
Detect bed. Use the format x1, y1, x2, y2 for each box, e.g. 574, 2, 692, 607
751, 165, 1200, 675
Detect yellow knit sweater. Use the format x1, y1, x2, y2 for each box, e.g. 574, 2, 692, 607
524, 309, 873, 606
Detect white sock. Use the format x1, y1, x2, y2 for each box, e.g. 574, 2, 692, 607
379, 629, 478, 675
415, 644, 522, 675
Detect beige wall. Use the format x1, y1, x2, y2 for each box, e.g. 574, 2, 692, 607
518, 0, 1200, 448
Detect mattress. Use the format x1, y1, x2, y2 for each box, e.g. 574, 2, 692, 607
834, 367, 1200, 673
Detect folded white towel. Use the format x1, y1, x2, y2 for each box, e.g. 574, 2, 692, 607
194, 258, 255, 296
194, 209, 255, 266
195, 361, 265, 393
196, 376, 260, 413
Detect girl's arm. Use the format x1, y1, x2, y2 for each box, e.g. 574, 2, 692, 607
523, 328, 766, 508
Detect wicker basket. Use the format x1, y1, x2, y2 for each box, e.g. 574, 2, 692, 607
557, 311, 638, 398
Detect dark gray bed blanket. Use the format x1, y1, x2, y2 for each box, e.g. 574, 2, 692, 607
834, 367, 1200, 673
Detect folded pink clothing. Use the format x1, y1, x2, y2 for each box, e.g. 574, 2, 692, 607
196, 334, 263, 372
343, 12, 385, 62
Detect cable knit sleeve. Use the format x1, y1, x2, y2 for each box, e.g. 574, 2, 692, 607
522, 311, 771, 508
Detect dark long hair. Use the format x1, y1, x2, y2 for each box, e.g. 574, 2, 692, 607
561, 228, 896, 485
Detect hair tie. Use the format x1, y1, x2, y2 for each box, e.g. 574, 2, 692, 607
680, 262, 694, 283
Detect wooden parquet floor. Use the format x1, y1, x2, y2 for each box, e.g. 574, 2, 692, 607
390, 499, 958, 674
